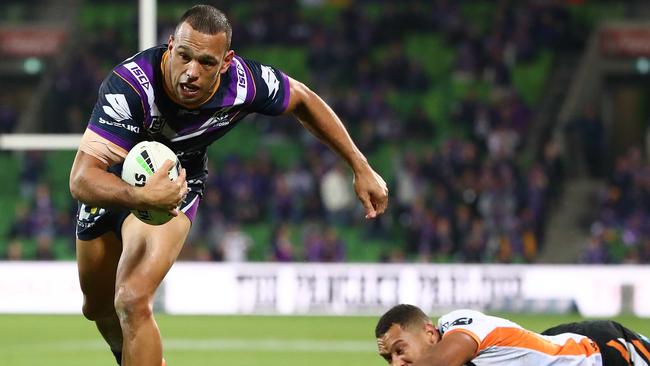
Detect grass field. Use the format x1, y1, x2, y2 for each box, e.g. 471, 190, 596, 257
1, 313, 649, 366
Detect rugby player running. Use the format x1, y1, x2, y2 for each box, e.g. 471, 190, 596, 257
69, 5, 388, 366
375, 304, 650, 366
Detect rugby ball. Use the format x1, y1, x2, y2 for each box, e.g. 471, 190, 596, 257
121, 141, 181, 225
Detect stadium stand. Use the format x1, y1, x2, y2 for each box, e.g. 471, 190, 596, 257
579, 146, 650, 264
2, 1, 639, 264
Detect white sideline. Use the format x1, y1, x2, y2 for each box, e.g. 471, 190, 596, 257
4, 338, 375, 353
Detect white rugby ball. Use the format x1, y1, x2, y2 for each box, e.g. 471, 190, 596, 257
121, 141, 181, 225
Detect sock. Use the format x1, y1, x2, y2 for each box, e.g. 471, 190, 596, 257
111, 349, 122, 365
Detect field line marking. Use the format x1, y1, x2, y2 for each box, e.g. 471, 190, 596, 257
1, 338, 376, 353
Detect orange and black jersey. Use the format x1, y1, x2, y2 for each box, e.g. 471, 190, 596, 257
437, 310, 602, 366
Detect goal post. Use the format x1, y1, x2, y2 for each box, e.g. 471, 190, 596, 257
139, 0, 157, 51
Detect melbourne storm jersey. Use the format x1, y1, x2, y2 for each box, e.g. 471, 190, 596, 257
437, 310, 602, 366
87, 45, 290, 193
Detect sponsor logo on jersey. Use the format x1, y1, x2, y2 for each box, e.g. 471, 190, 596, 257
206, 108, 231, 128
125, 62, 151, 90
451, 317, 473, 326
231, 58, 248, 106
103, 94, 132, 122
236, 60, 246, 88
98, 117, 140, 133
440, 317, 473, 333
260, 65, 280, 99
149, 116, 166, 134
170, 111, 230, 142
209, 115, 230, 128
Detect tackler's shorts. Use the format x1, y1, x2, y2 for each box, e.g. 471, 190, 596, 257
543, 320, 650, 366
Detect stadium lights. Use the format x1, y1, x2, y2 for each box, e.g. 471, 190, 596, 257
635, 57, 650, 74
23, 57, 42, 75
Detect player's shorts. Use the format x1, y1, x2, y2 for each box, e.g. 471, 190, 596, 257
542, 320, 650, 366
75, 165, 202, 241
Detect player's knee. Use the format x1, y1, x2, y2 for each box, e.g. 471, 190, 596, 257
113, 285, 153, 324
81, 296, 115, 321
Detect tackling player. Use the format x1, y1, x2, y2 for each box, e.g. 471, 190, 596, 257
69, 5, 388, 366
375, 304, 650, 366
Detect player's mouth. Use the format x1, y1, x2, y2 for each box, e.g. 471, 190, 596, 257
179, 83, 200, 98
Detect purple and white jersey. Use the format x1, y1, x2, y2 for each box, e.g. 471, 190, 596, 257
87, 45, 291, 194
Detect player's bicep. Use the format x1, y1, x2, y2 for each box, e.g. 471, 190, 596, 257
283, 76, 311, 114
78, 128, 128, 166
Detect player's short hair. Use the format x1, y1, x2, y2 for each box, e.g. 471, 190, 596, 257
375, 304, 431, 338
177, 5, 232, 48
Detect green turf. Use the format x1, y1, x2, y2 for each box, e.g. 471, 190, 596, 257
0, 313, 648, 365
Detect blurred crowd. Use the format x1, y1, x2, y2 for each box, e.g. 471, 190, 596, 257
580, 147, 650, 264
4, 151, 75, 260
3, 0, 580, 262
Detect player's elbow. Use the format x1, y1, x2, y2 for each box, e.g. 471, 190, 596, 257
287, 78, 315, 114
294, 80, 314, 105
69, 171, 83, 201
69, 167, 92, 203
69, 150, 105, 203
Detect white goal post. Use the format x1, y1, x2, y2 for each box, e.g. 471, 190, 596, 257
139, 0, 157, 51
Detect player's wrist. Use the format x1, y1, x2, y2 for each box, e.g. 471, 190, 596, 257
351, 158, 372, 176
127, 185, 150, 210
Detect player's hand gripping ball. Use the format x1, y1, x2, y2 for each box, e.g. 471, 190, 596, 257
121, 141, 181, 225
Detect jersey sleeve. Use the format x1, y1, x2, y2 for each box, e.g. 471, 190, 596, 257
437, 309, 496, 345
242, 57, 291, 116
86, 71, 145, 151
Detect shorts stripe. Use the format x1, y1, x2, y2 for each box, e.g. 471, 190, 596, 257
180, 193, 200, 222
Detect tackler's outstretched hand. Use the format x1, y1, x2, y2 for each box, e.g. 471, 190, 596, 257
137, 160, 188, 215
354, 166, 389, 219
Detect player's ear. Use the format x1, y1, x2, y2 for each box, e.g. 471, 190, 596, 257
168, 35, 174, 52
424, 323, 440, 344
219, 50, 235, 74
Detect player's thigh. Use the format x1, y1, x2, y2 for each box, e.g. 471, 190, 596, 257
116, 213, 191, 294
76, 231, 123, 306
580, 321, 644, 366
618, 323, 650, 365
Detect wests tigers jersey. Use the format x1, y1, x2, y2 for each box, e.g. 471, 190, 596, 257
87, 45, 290, 193
438, 310, 602, 366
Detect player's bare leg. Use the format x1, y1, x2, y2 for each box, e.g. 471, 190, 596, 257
116, 213, 190, 366
76, 231, 124, 361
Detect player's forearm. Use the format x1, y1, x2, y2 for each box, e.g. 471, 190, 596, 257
70, 166, 145, 210
292, 85, 371, 174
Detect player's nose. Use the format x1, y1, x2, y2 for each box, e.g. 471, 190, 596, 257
185, 61, 200, 80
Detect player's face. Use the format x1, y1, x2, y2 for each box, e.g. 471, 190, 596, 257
377, 323, 439, 366
167, 22, 234, 108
